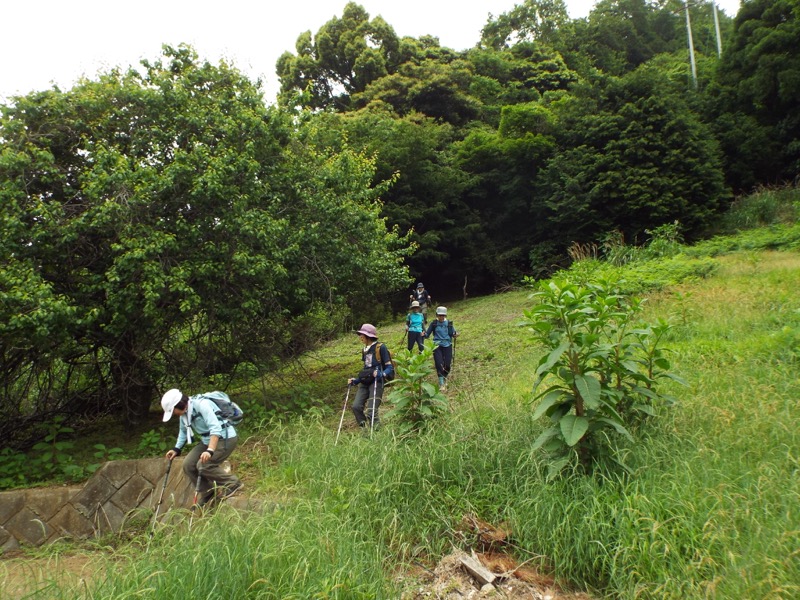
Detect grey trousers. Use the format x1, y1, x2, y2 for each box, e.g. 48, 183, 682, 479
352, 380, 383, 428
182, 436, 241, 497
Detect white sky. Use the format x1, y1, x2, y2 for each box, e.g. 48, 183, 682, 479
1, 0, 741, 105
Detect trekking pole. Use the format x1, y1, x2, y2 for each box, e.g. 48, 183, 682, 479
149, 458, 172, 539
398, 329, 407, 347
451, 332, 456, 374
188, 471, 202, 531
335, 385, 352, 445
370, 378, 378, 435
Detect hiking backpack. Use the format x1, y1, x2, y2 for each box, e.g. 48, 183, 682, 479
377, 343, 394, 381
199, 391, 244, 426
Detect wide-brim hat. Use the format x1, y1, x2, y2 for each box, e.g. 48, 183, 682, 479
161, 388, 183, 422
356, 323, 378, 338
410, 301, 420, 308
436, 306, 447, 316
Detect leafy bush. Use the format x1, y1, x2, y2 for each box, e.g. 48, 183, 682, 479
523, 278, 681, 479
641, 221, 683, 259
385, 343, 448, 435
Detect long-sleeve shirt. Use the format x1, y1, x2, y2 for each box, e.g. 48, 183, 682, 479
425, 319, 456, 347
175, 395, 237, 449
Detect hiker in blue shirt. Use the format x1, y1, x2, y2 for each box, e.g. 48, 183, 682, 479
424, 306, 458, 388
405, 300, 427, 352
162, 389, 243, 506
348, 324, 394, 430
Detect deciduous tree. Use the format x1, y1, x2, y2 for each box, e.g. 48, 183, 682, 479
0, 45, 410, 442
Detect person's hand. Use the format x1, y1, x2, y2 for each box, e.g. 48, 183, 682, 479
373, 369, 383, 381
349, 377, 359, 386
166, 449, 177, 461
200, 449, 214, 463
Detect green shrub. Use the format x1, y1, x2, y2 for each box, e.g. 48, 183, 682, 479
523, 277, 681, 479
385, 343, 448, 435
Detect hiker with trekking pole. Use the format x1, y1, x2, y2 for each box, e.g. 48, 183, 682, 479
347, 324, 394, 433
162, 389, 244, 511
405, 300, 426, 353
425, 306, 458, 390
149, 458, 172, 540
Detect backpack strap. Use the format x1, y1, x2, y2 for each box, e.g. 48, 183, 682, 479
374, 342, 390, 369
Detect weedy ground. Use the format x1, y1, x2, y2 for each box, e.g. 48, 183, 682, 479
2, 249, 798, 599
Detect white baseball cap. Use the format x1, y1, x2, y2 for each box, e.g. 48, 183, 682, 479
161, 389, 183, 422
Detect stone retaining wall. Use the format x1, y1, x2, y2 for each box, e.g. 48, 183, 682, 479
0, 458, 199, 551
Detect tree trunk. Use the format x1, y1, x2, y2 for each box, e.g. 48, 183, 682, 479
110, 333, 155, 426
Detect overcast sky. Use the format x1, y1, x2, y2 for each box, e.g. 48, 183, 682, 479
1, 0, 741, 105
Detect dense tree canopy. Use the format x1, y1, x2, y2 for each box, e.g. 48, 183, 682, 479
713, 0, 800, 187
276, 2, 401, 110
0, 45, 410, 442
2, 0, 797, 441
537, 67, 728, 251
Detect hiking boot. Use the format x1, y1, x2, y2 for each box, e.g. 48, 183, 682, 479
218, 482, 244, 500
197, 489, 216, 508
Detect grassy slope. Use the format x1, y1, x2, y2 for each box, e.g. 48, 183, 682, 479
3, 250, 798, 600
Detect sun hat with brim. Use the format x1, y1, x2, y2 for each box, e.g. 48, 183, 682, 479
436, 306, 447, 316
161, 388, 183, 422
410, 301, 420, 308
417, 283, 424, 288
357, 323, 378, 338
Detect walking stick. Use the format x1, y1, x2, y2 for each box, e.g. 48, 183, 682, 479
335, 385, 352, 445
149, 458, 172, 538
451, 330, 456, 374
370, 378, 378, 435
398, 329, 408, 347
189, 471, 202, 531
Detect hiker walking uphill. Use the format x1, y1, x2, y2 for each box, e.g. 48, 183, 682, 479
410, 282, 432, 319
348, 324, 394, 431
425, 306, 458, 389
405, 300, 427, 352
162, 389, 244, 507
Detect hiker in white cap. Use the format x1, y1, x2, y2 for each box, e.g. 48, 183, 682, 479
347, 324, 394, 430
405, 300, 427, 352
162, 389, 243, 506
424, 306, 458, 389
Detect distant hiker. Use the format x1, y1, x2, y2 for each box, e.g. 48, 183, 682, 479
406, 300, 427, 352
425, 306, 458, 389
410, 282, 432, 319
348, 324, 394, 431
162, 389, 244, 507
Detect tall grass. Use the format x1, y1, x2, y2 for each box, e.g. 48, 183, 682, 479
7, 245, 798, 599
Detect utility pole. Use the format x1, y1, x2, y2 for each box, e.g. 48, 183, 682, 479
712, 2, 723, 57
684, 0, 698, 89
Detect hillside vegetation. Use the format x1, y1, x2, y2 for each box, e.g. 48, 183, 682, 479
4, 225, 798, 599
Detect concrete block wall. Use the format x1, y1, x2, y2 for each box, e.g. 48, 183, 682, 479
0, 457, 197, 551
